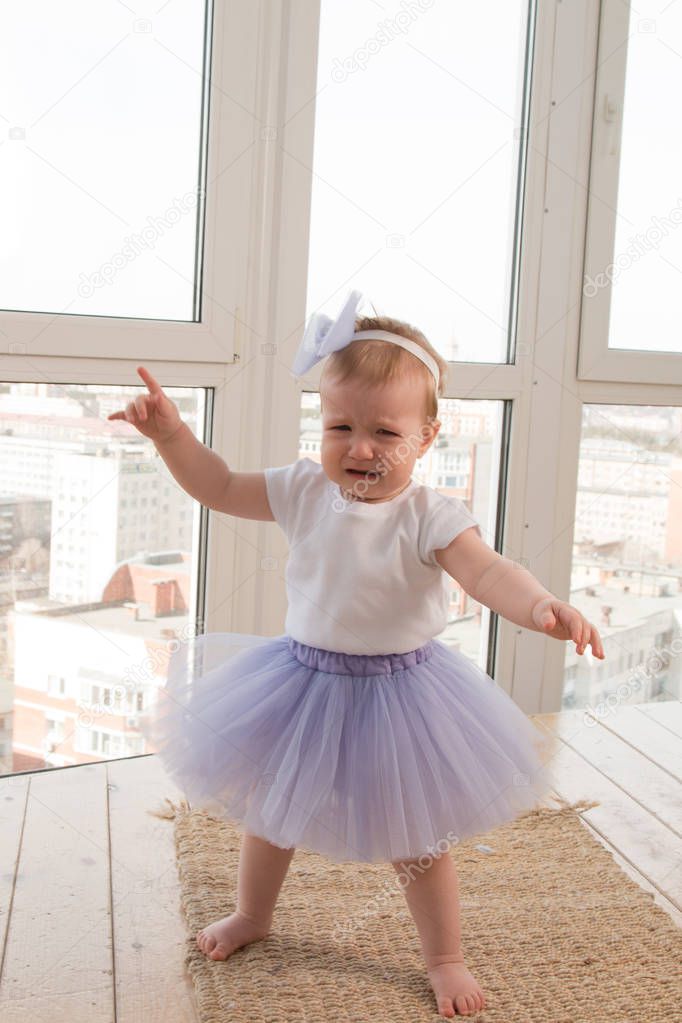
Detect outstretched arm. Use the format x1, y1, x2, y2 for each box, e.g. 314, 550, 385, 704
434, 526, 605, 660
108, 366, 273, 520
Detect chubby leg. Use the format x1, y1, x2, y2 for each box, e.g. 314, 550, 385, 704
197, 830, 295, 961
391, 851, 486, 1017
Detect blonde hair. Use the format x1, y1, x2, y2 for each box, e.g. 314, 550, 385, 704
319, 314, 447, 423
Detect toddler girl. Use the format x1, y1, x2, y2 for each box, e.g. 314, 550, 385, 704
109, 290, 604, 1018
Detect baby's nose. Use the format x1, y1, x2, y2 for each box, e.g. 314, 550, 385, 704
347, 436, 375, 458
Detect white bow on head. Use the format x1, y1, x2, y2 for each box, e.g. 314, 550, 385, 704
290, 289, 366, 378
290, 289, 440, 388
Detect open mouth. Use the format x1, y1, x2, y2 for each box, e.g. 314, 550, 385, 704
346, 469, 373, 476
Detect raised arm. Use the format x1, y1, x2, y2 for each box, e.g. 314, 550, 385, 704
108, 366, 274, 521
154, 424, 274, 520
434, 526, 605, 659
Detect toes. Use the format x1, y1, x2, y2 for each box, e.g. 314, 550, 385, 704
203, 934, 216, 954
437, 997, 455, 1017
196, 930, 225, 959
454, 993, 473, 1015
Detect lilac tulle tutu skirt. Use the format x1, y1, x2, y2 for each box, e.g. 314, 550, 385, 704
141, 632, 556, 864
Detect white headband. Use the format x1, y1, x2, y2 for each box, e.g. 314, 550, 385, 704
290, 289, 439, 390
350, 329, 439, 388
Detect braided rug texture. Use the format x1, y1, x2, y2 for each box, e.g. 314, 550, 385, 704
150, 796, 682, 1022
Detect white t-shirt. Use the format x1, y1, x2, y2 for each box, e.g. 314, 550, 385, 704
264, 457, 482, 656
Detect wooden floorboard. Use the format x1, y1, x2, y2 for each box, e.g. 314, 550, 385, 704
541, 707, 682, 833
0, 757, 198, 1023
640, 699, 682, 738
587, 703, 682, 781
0, 763, 113, 1023
0, 772, 30, 988
107, 755, 199, 1023
0, 705, 679, 1020
533, 708, 682, 925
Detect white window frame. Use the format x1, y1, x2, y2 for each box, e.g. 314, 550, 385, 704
526, 0, 682, 713
0, 0, 248, 365
578, 0, 682, 384
3, 0, 681, 717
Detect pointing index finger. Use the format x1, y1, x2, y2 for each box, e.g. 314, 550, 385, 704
137, 365, 161, 394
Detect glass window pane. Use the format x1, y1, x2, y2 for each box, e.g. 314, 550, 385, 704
0, 2, 207, 321
0, 381, 206, 776
306, 0, 531, 363
300, 392, 502, 670
563, 403, 682, 712
606, 4, 682, 354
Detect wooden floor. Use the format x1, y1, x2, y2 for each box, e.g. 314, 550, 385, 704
0, 701, 680, 1022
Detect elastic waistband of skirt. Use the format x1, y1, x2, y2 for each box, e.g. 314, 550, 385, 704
286, 635, 434, 676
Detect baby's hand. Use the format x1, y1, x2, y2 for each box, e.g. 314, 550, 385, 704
532, 597, 605, 659
107, 366, 184, 443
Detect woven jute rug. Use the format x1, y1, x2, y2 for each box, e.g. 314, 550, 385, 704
151, 796, 682, 1022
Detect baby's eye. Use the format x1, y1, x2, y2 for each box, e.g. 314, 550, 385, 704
329, 425, 398, 436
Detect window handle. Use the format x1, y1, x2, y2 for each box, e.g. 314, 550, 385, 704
603, 93, 620, 156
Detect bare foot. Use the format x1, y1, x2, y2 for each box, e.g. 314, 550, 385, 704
196, 910, 271, 961
427, 956, 486, 1017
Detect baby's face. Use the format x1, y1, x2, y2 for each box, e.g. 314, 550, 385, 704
320, 373, 439, 502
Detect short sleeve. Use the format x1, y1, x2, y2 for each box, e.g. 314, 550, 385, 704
264, 458, 315, 539
418, 491, 482, 567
